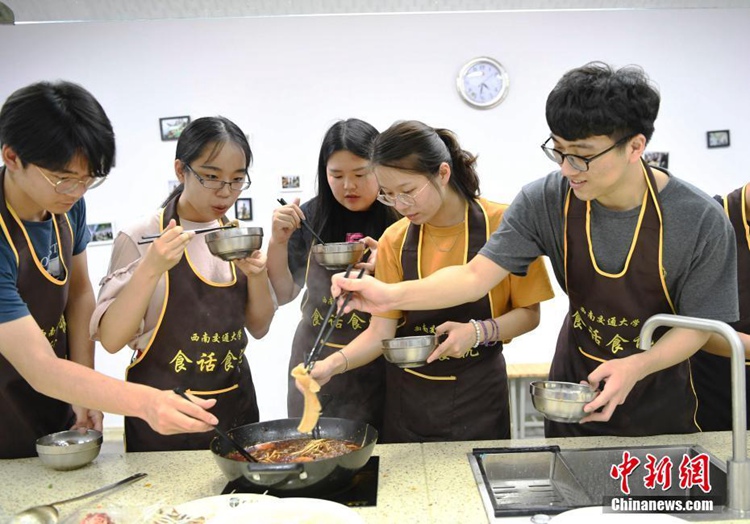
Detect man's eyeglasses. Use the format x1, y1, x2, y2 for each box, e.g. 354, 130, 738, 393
35, 165, 106, 195
541, 135, 634, 172
184, 163, 251, 191
376, 180, 431, 207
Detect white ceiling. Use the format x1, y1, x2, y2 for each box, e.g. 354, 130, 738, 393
1, 0, 747, 24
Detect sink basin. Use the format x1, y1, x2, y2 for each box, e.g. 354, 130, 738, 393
469, 445, 729, 521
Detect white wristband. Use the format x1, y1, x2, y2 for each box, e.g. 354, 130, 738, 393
469, 319, 481, 348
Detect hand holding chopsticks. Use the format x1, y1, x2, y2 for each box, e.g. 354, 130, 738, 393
173, 387, 257, 462
277, 198, 325, 245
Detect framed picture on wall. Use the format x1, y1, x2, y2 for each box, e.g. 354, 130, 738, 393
706, 129, 730, 149
87, 222, 115, 245
643, 151, 669, 169
281, 175, 301, 192
160, 116, 191, 141
235, 198, 253, 220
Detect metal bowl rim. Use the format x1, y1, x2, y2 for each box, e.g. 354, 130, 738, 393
382, 335, 438, 348
205, 227, 263, 242
36, 430, 103, 454
311, 242, 365, 253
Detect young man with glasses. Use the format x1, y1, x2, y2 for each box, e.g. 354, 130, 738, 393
0, 81, 219, 458
332, 62, 738, 438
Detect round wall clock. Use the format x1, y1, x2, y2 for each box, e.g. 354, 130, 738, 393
456, 57, 510, 109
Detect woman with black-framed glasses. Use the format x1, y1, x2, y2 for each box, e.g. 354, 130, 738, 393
91, 116, 275, 452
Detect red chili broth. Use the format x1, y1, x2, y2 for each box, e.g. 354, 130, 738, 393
224, 437, 361, 463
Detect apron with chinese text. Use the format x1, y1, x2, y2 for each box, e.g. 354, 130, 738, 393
288, 244, 385, 432
691, 184, 750, 430
547, 161, 698, 437
125, 196, 258, 451
384, 199, 509, 443
0, 169, 75, 458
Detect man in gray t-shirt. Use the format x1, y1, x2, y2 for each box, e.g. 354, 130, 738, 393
331, 62, 738, 438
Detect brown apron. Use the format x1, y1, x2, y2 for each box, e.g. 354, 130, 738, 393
547, 161, 698, 438
0, 169, 75, 458
384, 199, 509, 443
691, 184, 750, 430
288, 244, 385, 433
125, 196, 258, 452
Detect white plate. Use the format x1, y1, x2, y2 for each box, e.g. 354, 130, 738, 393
208, 497, 366, 524
551, 506, 685, 523
153, 493, 277, 522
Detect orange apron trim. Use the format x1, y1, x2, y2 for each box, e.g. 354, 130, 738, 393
404, 368, 456, 381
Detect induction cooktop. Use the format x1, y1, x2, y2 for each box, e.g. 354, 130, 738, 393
221, 455, 379, 507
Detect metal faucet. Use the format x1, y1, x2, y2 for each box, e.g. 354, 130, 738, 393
639, 313, 749, 515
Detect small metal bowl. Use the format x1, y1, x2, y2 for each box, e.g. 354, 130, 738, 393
381, 335, 438, 369
529, 381, 599, 423
206, 227, 263, 261
36, 429, 103, 471
311, 242, 365, 271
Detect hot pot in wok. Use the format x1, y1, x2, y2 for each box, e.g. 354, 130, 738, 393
210, 417, 378, 496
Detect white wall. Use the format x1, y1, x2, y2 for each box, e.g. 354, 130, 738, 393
1, 8, 748, 427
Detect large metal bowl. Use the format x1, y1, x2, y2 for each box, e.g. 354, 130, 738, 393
311, 242, 365, 271
36, 429, 102, 470
529, 381, 599, 423
381, 335, 437, 369
206, 227, 263, 261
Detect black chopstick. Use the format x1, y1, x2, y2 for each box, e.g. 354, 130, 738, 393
137, 224, 237, 245
305, 264, 354, 369
305, 266, 366, 370
277, 198, 326, 245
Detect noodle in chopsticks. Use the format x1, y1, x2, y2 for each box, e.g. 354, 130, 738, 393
290, 363, 321, 433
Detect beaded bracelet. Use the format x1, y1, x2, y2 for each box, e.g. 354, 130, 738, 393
337, 349, 349, 372
469, 319, 481, 348
479, 320, 490, 346
489, 318, 500, 346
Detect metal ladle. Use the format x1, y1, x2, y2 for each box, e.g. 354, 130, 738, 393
11, 472, 147, 524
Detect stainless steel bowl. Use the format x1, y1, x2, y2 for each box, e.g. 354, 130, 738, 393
36, 429, 102, 470
311, 242, 365, 270
205, 227, 263, 261
529, 381, 599, 423
381, 335, 438, 369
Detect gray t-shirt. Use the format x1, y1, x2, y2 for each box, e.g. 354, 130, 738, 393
479, 169, 738, 322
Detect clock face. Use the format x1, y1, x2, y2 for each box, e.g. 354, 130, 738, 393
457, 57, 509, 109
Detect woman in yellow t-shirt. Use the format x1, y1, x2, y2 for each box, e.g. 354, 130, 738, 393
302, 120, 554, 443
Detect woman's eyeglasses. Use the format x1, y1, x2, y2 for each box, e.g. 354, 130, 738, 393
184, 163, 251, 191
376, 180, 431, 207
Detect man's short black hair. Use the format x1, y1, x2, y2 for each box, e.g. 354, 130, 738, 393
0, 80, 115, 177
546, 61, 660, 143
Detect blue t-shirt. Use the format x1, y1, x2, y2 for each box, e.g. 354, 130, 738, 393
0, 198, 90, 323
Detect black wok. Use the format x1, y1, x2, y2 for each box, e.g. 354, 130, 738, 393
210, 417, 378, 496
